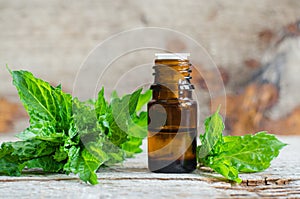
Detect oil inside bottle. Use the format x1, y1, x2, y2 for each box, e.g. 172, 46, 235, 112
148, 128, 197, 173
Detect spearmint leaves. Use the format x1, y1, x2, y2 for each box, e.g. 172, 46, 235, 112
121, 90, 151, 157
26, 156, 65, 173
105, 89, 142, 146
96, 88, 150, 156
0, 140, 59, 176
0, 69, 150, 185
121, 111, 148, 157
198, 110, 287, 183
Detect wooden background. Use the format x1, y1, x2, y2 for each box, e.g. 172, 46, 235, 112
0, 0, 300, 135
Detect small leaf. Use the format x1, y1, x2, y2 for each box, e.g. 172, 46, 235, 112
26, 156, 64, 172
198, 109, 224, 158
17, 121, 65, 143
105, 88, 142, 146
64, 144, 108, 185
110, 90, 119, 101
209, 159, 242, 183
136, 89, 152, 112
95, 87, 108, 119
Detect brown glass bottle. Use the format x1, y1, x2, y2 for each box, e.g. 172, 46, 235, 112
148, 53, 197, 173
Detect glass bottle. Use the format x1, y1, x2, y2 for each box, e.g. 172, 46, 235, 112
148, 53, 197, 173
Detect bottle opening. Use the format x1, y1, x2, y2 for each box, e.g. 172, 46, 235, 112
155, 53, 190, 60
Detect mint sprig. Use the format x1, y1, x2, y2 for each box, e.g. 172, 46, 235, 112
0, 70, 151, 185
198, 110, 287, 183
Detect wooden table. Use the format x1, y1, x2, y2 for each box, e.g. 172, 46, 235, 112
0, 134, 299, 199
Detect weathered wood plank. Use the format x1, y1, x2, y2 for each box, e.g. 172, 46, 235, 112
0, 135, 299, 198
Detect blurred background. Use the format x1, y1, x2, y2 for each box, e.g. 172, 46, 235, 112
0, 0, 300, 135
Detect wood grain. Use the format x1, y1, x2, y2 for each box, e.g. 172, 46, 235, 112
0, 136, 299, 198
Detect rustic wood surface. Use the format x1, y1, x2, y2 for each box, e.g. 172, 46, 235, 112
0, 135, 299, 199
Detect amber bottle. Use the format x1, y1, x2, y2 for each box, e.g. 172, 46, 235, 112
147, 53, 197, 173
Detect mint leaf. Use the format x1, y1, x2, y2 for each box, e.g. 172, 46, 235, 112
121, 111, 148, 157
110, 90, 119, 101
104, 89, 142, 146
53, 146, 68, 162
198, 108, 224, 158
95, 87, 108, 118
95, 88, 149, 158
26, 156, 64, 173
71, 96, 126, 182
1, 140, 57, 160
11, 70, 72, 132
207, 159, 242, 183
120, 89, 151, 157
72, 98, 100, 142
0, 140, 58, 176
17, 122, 65, 143
64, 143, 109, 185
79, 149, 102, 185
0, 157, 25, 176
135, 89, 152, 112
220, 132, 287, 172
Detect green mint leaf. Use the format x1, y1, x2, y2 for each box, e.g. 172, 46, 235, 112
129, 111, 148, 137
53, 146, 68, 162
110, 90, 119, 101
121, 111, 148, 157
1, 140, 57, 161
11, 70, 72, 132
219, 132, 287, 173
79, 149, 101, 185
0, 142, 26, 176
104, 88, 142, 146
135, 89, 152, 112
64, 144, 109, 185
208, 159, 242, 183
70, 97, 127, 182
17, 121, 65, 143
26, 156, 64, 173
95, 87, 108, 119
198, 108, 224, 158
0, 157, 25, 176
120, 136, 143, 157
0, 140, 58, 176
100, 139, 125, 166
95, 88, 149, 158
72, 98, 100, 141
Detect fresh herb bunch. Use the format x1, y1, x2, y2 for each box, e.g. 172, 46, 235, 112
197, 109, 287, 183
0, 70, 286, 184
0, 70, 151, 185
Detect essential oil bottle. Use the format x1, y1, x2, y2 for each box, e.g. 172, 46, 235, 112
147, 53, 197, 173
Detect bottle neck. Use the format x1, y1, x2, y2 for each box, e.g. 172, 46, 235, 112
151, 59, 194, 100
